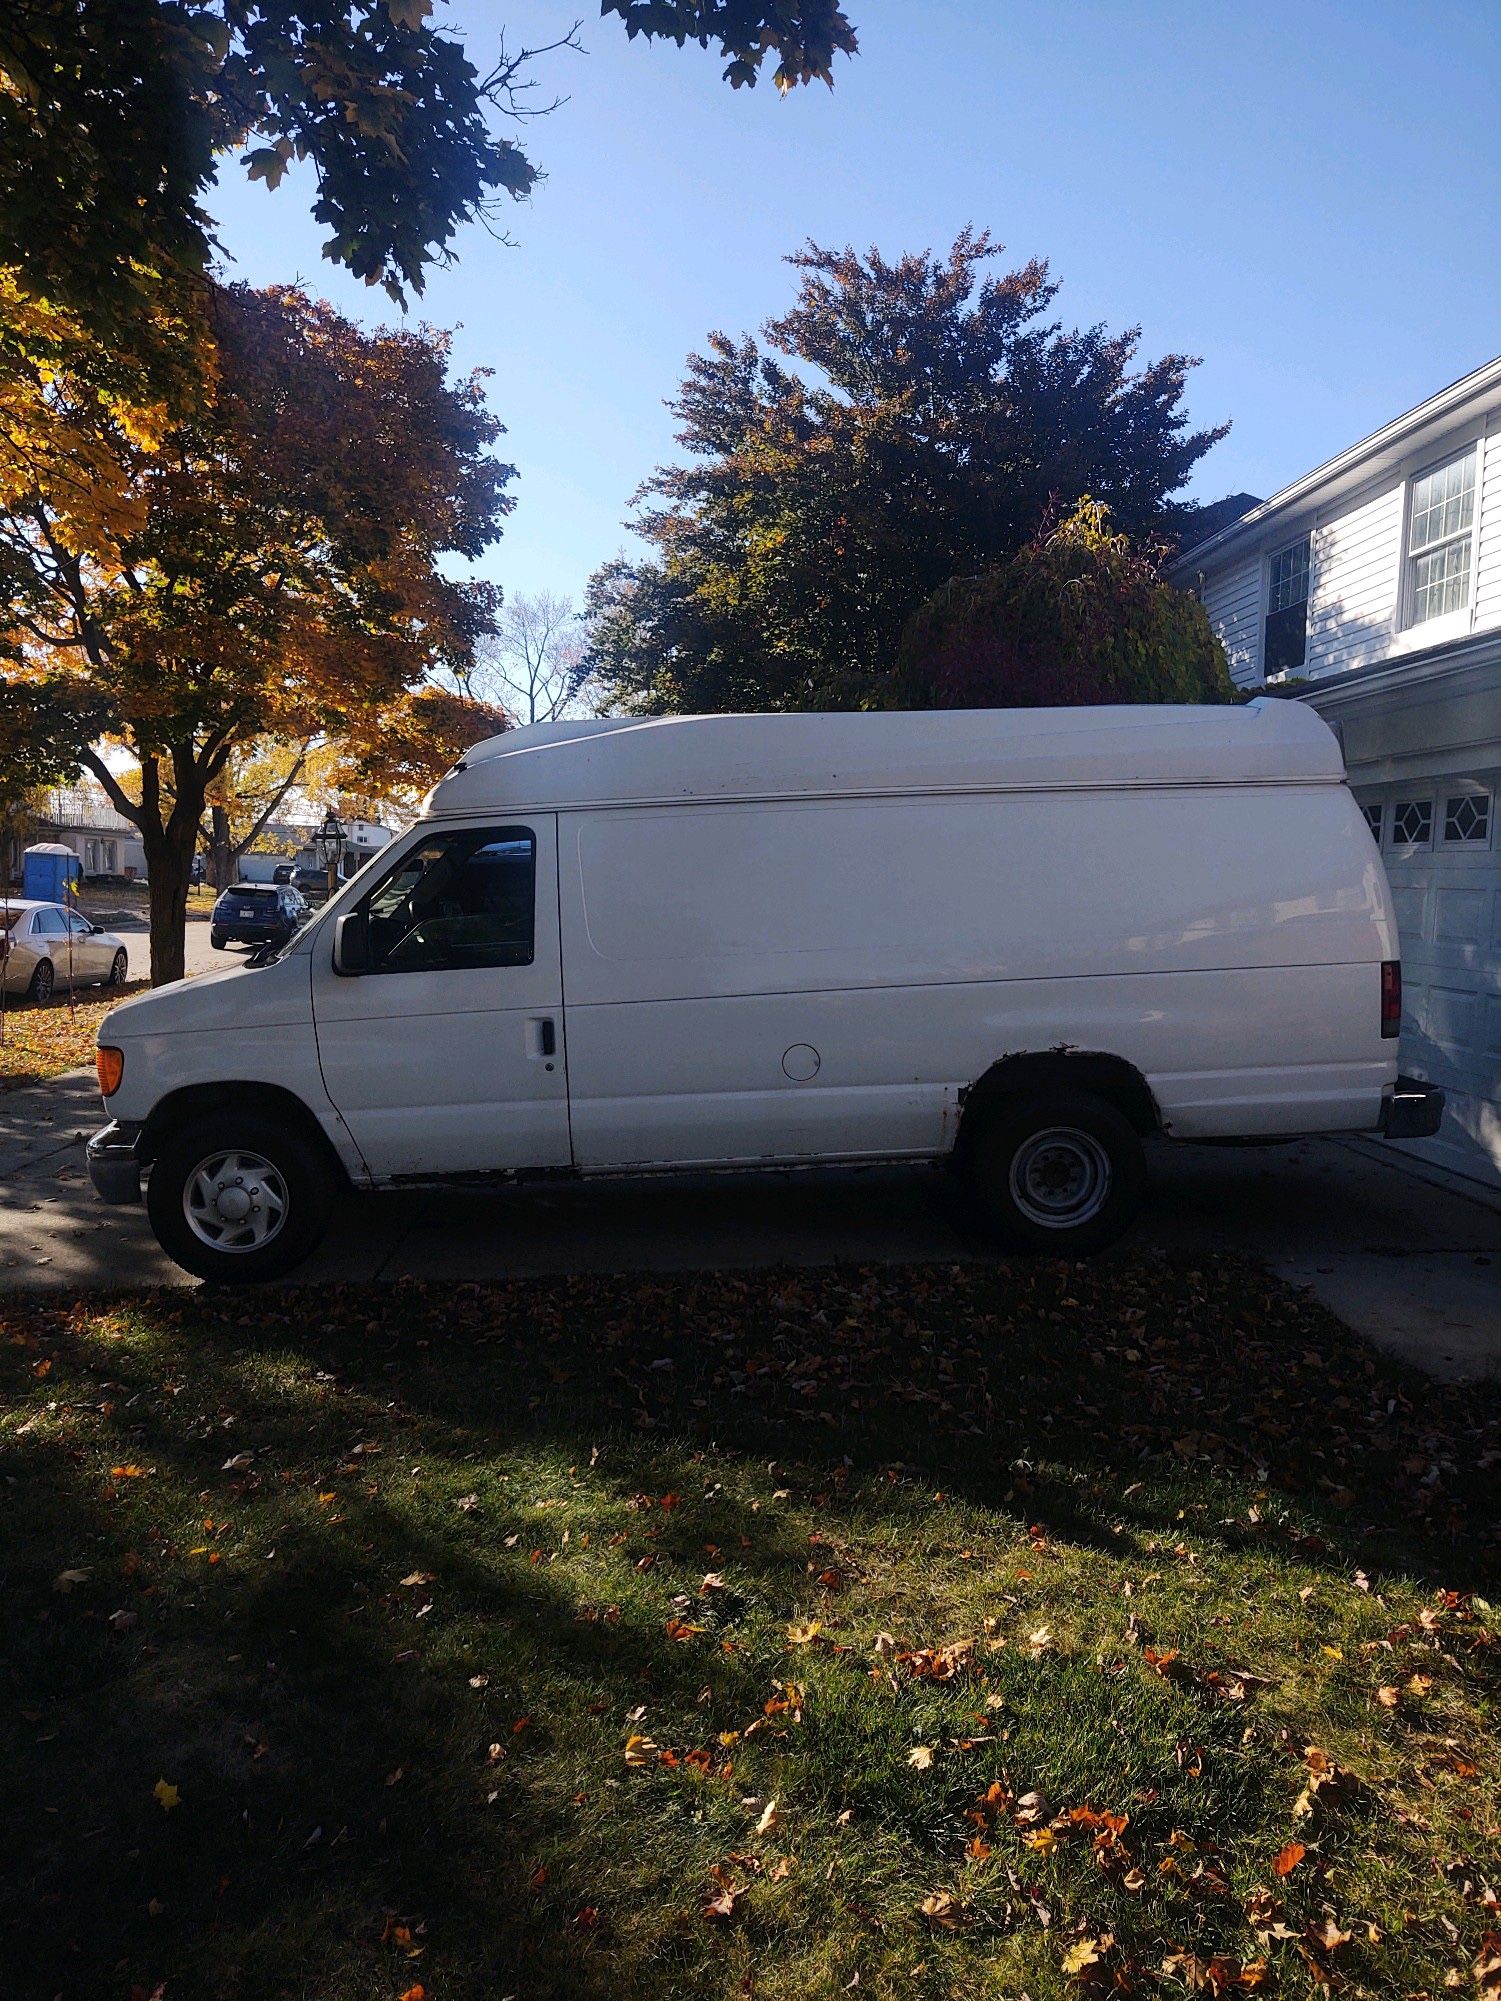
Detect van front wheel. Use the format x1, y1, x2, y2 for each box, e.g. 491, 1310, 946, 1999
965, 1090, 1145, 1254
145, 1110, 335, 1284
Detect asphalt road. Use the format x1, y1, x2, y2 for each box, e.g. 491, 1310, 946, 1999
2, 1065, 1498, 1381
77, 898, 233, 982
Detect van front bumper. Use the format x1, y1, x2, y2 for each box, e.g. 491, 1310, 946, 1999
1380, 1077, 1445, 1141
87, 1121, 143, 1204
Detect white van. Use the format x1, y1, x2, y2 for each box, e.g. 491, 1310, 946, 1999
88, 702, 1442, 1283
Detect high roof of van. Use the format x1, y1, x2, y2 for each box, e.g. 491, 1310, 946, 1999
421, 700, 1344, 817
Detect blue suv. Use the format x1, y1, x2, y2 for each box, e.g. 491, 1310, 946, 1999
210, 882, 308, 951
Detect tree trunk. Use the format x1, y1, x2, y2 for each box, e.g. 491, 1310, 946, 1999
140, 821, 197, 986
210, 804, 233, 893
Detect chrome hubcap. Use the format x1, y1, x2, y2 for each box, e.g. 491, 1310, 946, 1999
183, 1149, 288, 1253
1009, 1127, 1112, 1229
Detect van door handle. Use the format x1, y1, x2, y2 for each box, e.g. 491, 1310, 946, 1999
539, 1017, 556, 1057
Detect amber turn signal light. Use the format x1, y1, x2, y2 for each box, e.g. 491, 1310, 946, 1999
96, 1046, 124, 1097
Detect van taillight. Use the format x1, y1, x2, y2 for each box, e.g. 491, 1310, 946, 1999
1381, 961, 1401, 1039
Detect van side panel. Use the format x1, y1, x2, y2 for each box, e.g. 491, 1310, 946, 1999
559, 789, 1395, 1169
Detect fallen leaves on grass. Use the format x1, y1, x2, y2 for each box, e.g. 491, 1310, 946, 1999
0, 981, 149, 1090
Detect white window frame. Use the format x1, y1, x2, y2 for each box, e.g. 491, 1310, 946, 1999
1248, 528, 1312, 684
1398, 439, 1482, 639
1439, 781, 1492, 850
1259, 532, 1313, 682
1389, 793, 1436, 852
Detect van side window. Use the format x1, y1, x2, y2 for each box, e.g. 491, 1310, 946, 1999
360, 827, 536, 974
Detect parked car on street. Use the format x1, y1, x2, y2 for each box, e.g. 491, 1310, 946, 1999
87, 704, 1442, 1283
271, 863, 296, 885
1, 900, 130, 1001
291, 866, 340, 900
208, 882, 308, 952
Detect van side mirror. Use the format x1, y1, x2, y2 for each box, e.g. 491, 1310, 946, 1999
333, 911, 370, 975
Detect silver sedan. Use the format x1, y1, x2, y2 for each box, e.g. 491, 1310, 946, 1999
1, 900, 131, 1001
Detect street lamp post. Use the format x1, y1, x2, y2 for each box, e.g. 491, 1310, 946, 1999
314, 809, 345, 902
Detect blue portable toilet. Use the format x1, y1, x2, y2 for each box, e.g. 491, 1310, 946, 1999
22, 843, 83, 902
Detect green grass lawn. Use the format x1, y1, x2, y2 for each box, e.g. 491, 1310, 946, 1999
4, 1257, 1498, 2001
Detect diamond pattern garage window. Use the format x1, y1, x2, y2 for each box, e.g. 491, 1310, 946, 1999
1391, 799, 1433, 847
1443, 794, 1490, 844
1360, 799, 1383, 842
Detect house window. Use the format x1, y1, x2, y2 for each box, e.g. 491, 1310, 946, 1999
1443, 792, 1490, 844
1391, 798, 1433, 847
1406, 447, 1476, 625
1359, 799, 1383, 842
1264, 536, 1310, 675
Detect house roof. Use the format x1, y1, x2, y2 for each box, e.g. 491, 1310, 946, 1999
421, 701, 1344, 816
1170, 352, 1501, 574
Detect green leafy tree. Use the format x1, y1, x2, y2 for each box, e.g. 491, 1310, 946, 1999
584, 230, 1229, 713
0, 282, 511, 983
888, 498, 1235, 710
1, 1, 857, 376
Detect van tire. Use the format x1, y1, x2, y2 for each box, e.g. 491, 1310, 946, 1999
964, 1089, 1145, 1254
145, 1109, 335, 1285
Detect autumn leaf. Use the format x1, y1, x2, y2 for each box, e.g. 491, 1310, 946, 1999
1062, 1936, 1105, 1976
754, 1799, 781, 1835
787, 1619, 822, 1645
1272, 1841, 1306, 1877
52, 1568, 91, 1592
920, 1889, 961, 1929
1475, 1932, 1501, 1998
1307, 1916, 1351, 1954
907, 1745, 934, 1770
153, 1780, 180, 1812
623, 1735, 659, 1767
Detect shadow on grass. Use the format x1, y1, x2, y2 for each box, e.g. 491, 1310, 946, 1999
4, 1254, 1498, 2001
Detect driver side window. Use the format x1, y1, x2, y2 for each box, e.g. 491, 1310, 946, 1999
361, 827, 536, 975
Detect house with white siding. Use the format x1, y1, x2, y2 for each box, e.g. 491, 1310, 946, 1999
1169, 355, 1501, 1192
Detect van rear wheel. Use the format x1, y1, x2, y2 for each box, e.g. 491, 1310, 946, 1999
965, 1089, 1145, 1254
145, 1109, 335, 1284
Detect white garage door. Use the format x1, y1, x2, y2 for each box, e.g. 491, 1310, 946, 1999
1357, 774, 1501, 1189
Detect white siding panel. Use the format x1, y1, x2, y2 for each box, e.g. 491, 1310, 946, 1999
1305, 482, 1402, 678
1474, 423, 1501, 632
1200, 557, 1262, 687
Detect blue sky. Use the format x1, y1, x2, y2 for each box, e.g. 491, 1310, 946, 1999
209, 0, 1501, 611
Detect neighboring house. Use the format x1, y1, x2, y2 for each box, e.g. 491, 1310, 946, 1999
35, 785, 148, 880
332, 817, 396, 876
237, 815, 396, 884
1170, 355, 1501, 1190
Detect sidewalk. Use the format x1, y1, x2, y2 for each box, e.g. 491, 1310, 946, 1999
2, 1067, 1498, 1380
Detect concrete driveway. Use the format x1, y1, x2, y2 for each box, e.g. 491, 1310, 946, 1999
3, 1066, 1498, 1380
